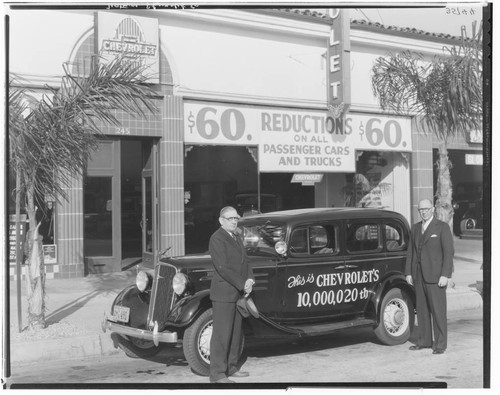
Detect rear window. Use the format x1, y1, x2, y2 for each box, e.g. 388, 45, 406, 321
384, 222, 407, 251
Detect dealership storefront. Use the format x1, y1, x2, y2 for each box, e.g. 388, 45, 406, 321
8, 8, 481, 279
183, 101, 412, 253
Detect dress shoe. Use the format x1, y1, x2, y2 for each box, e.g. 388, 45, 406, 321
433, 349, 445, 355
409, 345, 430, 350
230, 371, 250, 378
211, 377, 235, 383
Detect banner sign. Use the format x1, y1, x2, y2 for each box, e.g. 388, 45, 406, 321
184, 101, 412, 173
97, 12, 159, 84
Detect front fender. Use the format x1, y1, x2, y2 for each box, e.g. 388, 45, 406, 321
166, 289, 212, 328
366, 274, 416, 322
111, 284, 151, 329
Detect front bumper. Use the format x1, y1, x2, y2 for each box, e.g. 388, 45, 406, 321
101, 313, 178, 346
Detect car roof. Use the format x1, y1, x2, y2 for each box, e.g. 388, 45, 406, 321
242, 207, 408, 227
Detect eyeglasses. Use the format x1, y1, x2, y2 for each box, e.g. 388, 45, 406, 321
418, 207, 433, 213
222, 216, 240, 222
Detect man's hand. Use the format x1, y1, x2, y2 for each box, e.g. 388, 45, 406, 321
405, 275, 413, 286
438, 276, 449, 288
244, 279, 254, 295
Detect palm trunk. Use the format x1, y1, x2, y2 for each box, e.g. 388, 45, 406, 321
434, 141, 454, 232
24, 185, 46, 329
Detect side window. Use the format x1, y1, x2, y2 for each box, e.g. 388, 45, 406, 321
346, 222, 381, 253
290, 225, 338, 256
385, 222, 407, 251
310, 225, 337, 255
290, 227, 308, 255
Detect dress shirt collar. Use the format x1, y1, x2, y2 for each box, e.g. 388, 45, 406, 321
422, 216, 433, 232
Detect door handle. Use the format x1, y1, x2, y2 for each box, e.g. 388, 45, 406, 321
333, 265, 346, 270
345, 264, 359, 269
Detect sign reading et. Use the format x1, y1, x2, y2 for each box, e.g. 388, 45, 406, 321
327, 9, 350, 108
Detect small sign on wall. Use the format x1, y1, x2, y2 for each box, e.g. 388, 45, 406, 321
43, 244, 57, 264
465, 154, 483, 165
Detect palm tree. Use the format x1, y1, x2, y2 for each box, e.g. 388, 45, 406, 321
371, 22, 483, 227
9, 54, 158, 330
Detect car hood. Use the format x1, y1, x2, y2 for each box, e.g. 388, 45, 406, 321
160, 253, 213, 271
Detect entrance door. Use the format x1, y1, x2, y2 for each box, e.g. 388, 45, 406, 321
84, 139, 159, 273
141, 140, 159, 268
84, 140, 122, 273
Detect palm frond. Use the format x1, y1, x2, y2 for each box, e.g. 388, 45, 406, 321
371, 26, 482, 141
9, 54, 159, 204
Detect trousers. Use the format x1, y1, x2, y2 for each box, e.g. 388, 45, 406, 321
209, 301, 243, 382
414, 264, 448, 350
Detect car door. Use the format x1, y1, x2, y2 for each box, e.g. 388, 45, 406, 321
281, 221, 349, 322
343, 219, 385, 315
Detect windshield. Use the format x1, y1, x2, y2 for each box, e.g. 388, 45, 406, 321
238, 220, 286, 256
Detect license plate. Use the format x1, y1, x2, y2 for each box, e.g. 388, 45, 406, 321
113, 305, 130, 323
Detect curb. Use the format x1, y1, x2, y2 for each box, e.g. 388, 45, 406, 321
447, 285, 483, 312
10, 332, 119, 366
10, 287, 483, 366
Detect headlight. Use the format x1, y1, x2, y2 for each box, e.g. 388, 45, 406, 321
136, 271, 151, 292
173, 273, 189, 296
275, 240, 287, 255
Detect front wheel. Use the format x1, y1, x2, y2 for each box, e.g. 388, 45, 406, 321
374, 288, 414, 345
183, 309, 213, 376
460, 217, 477, 232
182, 308, 245, 376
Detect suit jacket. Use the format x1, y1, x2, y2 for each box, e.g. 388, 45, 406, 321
209, 227, 254, 302
405, 217, 454, 283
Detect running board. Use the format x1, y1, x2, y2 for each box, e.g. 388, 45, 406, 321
256, 315, 375, 337
281, 317, 375, 336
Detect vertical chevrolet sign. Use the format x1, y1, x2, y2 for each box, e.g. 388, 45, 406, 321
327, 9, 351, 120
96, 12, 159, 84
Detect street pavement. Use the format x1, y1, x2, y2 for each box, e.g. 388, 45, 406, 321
5, 237, 484, 367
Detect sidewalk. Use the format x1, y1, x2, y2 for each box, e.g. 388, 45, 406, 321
6, 237, 484, 367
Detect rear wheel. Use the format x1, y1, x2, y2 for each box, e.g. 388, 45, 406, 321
111, 333, 162, 359
374, 288, 414, 345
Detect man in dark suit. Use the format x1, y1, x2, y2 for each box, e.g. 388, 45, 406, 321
208, 206, 255, 383
405, 199, 454, 354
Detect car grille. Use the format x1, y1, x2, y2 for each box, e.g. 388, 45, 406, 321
147, 262, 177, 328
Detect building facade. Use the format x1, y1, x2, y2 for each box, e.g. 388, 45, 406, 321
8, 8, 483, 279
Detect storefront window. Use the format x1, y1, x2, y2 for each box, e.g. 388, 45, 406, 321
184, 145, 316, 254
184, 145, 258, 253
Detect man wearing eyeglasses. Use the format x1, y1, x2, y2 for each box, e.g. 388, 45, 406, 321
405, 199, 454, 355
208, 206, 255, 383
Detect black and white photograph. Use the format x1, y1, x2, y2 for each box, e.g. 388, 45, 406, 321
1, 0, 493, 391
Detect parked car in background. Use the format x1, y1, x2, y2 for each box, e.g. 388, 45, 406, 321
452, 182, 483, 235
102, 208, 415, 376
234, 192, 282, 217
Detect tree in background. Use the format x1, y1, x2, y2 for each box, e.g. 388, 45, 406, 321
371, 22, 483, 227
9, 55, 158, 330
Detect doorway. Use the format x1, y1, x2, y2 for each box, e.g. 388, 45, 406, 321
84, 138, 158, 273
